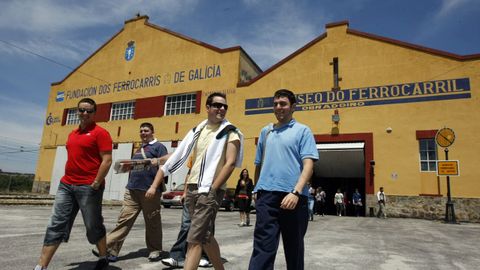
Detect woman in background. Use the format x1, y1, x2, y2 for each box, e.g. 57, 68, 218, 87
235, 169, 254, 226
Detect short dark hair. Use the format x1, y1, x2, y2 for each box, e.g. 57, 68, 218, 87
140, 122, 154, 133
78, 98, 97, 112
206, 92, 227, 106
274, 89, 296, 104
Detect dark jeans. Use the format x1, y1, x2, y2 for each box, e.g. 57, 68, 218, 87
249, 191, 308, 270
336, 202, 344, 216
316, 200, 325, 215
44, 182, 106, 245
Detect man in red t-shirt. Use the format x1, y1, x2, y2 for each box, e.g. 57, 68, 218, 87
34, 98, 113, 270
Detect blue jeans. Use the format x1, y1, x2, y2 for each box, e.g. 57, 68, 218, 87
169, 206, 191, 262
249, 191, 308, 270
308, 197, 315, 219
43, 182, 106, 245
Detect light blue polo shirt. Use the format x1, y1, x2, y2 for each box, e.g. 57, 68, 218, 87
253, 119, 319, 196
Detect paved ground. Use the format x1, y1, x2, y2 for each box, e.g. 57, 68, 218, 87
1, 205, 479, 270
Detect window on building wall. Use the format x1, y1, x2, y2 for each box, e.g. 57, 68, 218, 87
65, 108, 80, 125
110, 101, 135, 121
165, 93, 196, 115
419, 138, 437, 172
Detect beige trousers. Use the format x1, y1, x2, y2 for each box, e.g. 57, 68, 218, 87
106, 189, 163, 256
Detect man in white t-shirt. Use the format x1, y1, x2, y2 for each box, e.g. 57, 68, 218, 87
377, 187, 387, 218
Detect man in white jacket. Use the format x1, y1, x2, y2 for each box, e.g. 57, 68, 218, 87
151, 92, 243, 270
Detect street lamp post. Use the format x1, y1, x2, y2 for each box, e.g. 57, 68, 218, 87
444, 148, 456, 223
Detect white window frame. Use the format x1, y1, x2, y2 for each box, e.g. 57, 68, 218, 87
110, 101, 135, 121
65, 108, 80, 125
419, 138, 437, 172
165, 93, 197, 116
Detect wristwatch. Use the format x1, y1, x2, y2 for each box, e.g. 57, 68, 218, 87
291, 190, 300, 197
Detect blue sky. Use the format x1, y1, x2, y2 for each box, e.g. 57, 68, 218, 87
0, 0, 479, 174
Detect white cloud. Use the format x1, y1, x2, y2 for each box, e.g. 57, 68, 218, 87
435, 0, 470, 19
413, 0, 475, 46
0, 0, 108, 34
0, 0, 199, 34
236, 1, 327, 70
0, 0, 200, 62
0, 38, 92, 63
0, 96, 43, 173
0, 96, 45, 145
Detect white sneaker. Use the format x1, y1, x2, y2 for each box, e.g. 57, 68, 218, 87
199, 258, 212, 267
161, 258, 182, 267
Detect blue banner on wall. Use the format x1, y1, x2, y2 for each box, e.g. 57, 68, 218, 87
244, 78, 471, 115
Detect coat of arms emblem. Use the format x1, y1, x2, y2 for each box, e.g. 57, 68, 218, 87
125, 41, 135, 61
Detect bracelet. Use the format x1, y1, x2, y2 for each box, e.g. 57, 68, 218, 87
291, 190, 300, 197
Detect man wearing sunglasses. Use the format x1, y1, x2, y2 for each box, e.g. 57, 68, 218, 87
152, 92, 243, 270
34, 98, 113, 270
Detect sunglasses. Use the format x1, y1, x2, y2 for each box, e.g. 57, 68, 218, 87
210, 102, 228, 110
78, 108, 95, 114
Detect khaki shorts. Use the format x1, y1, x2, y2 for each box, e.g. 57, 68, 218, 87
185, 184, 225, 244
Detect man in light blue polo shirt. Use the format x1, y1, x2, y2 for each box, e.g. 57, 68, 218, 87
249, 89, 318, 270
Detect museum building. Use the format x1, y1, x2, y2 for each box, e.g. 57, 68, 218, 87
35, 15, 480, 222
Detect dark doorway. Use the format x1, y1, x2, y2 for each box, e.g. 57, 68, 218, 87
311, 143, 366, 216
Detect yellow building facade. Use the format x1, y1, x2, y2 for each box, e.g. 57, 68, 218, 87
35, 16, 480, 222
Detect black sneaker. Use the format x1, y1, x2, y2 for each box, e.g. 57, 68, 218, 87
91, 248, 118, 262
93, 258, 109, 270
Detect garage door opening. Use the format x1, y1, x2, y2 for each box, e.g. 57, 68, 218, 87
311, 142, 366, 216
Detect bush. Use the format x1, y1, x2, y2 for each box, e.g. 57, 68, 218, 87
0, 173, 34, 192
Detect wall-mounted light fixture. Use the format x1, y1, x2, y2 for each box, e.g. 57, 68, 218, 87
332, 109, 340, 123
386, 127, 392, 133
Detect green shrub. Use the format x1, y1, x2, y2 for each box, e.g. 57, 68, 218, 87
0, 174, 34, 192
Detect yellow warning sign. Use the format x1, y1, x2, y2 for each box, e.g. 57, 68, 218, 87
436, 128, 455, 148
437, 160, 459, 176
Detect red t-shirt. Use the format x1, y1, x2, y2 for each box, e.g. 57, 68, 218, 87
61, 123, 113, 186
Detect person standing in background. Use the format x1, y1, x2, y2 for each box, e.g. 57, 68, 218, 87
352, 188, 362, 217
377, 187, 387, 218
235, 168, 254, 226
342, 191, 348, 216
334, 189, 344, 217
315, 187, 326, 216
307, 184, 315, 221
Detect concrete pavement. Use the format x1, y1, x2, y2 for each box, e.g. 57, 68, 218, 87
1, 205, 479, 270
